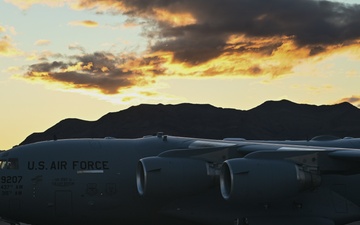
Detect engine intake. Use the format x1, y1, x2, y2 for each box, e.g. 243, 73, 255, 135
137, 157, 214, 197
220, 158, 320, 203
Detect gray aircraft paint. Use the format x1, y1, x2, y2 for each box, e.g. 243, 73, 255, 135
1, 134, 360, 225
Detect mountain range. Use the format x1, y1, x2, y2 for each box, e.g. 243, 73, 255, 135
21, 99, 360, 145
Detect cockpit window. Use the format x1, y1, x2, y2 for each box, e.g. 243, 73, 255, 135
0, 159, 6, 169
0, 158, 19, 170
7, 158, 19, 169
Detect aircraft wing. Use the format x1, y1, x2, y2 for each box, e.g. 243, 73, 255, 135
157, 139, 360, 175
158, 138, 360, 161
158, 140, 240, 163
329, 149, 360, 162
157, 139, 322, 162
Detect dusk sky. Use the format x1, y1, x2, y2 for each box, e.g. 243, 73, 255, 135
1, 0, 360, 149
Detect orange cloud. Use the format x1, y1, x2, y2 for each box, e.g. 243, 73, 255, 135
73, 0, 126, 12
0, 26, 5, 33
20, 35, 360, 95
100, 1, 360, 67
69, 20, 99, 27
74, 0, 197, 27
23, 52, 163, 94
153, 8, 196, 26
17, 0, 360, 96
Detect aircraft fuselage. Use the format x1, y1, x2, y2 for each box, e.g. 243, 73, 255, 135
2, 135, 360, 225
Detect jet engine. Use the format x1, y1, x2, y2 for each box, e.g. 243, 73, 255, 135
137, 157, 214, 197
220, 158, 320, 203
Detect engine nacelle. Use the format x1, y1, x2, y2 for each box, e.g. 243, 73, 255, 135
137, 157, 214, 197
220, 158, 320, 203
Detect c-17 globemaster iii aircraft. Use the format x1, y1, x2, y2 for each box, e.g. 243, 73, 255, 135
2, 133, 360, 225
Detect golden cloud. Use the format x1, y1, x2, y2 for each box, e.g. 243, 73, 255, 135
23, 52, 163, 94
153, 8, 196, 26
69, 20, 99, 27
16, 0, 360, 97
74, 0, 197, 27
0, 35, 21, 56
72, 0, 126, 12
21, 35, 360, 96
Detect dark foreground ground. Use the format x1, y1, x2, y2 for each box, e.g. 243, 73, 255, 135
0, 222, 359, 225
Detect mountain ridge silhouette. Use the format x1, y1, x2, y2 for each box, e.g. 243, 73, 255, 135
20, 99, 360, 145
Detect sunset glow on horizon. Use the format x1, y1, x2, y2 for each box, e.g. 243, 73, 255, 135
1, 0, 360, 149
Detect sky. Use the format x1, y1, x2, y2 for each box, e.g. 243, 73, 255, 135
1, 0, 360, 149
